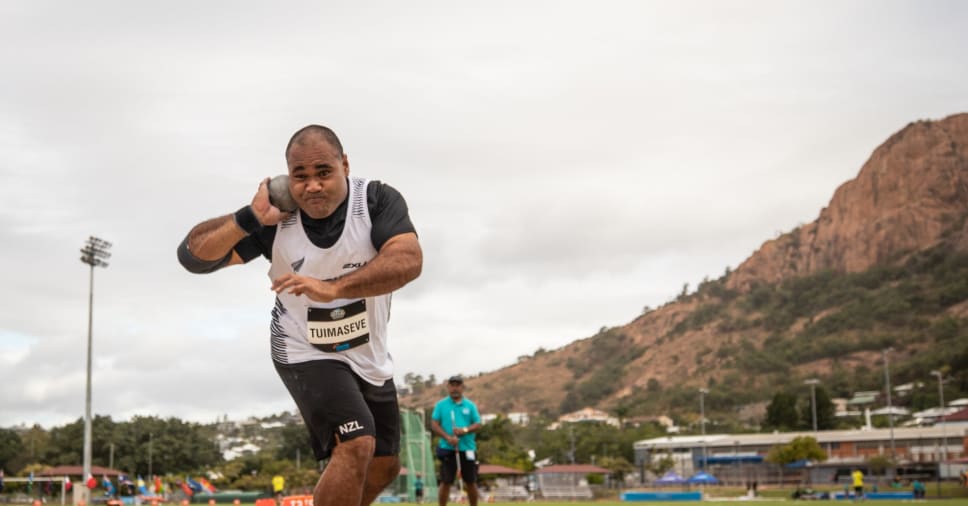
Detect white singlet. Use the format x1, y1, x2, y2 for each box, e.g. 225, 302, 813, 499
267, 176, 393, 384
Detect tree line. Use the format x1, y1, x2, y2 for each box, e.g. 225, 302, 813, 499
0, 385, 918, 495
1, 411, 673, 492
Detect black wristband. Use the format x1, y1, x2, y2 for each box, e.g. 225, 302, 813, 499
233, 205, 261, 234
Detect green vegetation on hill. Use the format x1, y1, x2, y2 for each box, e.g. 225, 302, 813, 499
560, 329, 646, 414
571, 244, 968, 427
740, 246, 968, 396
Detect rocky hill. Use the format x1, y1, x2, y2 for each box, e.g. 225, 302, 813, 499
401, 113, 968, 425
728, 113, 968, 289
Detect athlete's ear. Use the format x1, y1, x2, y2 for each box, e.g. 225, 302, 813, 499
342, 153, 350, 176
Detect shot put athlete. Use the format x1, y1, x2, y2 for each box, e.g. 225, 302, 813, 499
177, 124, 422, 506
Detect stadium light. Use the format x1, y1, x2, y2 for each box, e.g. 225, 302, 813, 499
80, 236, 111, 495
804, 379, 820, 432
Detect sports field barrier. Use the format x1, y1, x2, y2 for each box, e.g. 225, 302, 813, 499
189, 492, 270, 504
621, 490, 703, 501
280, 495, 312, 506
833, 491, 914, 500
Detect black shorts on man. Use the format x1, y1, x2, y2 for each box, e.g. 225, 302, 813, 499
275, 359, 400, 460
436, 447, 478, 485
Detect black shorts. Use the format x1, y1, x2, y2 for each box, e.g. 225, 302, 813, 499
274, 359, 400, 461
437, 447, 478, 485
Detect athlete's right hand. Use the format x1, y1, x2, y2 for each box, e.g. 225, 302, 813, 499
271, 273, 338, 302
252, 178, 289, 226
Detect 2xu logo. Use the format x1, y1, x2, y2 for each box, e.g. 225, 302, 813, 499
280, 496, 313, 506
339, 420, 364, 434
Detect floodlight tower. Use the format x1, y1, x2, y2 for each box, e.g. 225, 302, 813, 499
80, 236, 111, 486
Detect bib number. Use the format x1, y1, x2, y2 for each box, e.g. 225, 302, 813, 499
307, 299, 369, 352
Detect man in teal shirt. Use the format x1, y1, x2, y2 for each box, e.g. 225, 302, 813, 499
431, 376, 482, 506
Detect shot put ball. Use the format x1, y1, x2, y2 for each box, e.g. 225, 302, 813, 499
268, 174, 298, 212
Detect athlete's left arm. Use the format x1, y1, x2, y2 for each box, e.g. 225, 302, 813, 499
340, 232, 422, 297
271, 231, 421, 301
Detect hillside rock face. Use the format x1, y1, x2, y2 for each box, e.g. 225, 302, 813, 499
727, 113, 968, 291
402, 113, 968, 416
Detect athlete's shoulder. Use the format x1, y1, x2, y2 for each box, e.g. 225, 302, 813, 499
364, 179, 409, 203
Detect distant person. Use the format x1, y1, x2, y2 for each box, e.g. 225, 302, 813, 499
431, 376, 482, 506
414, 473, 424, 504
912, 479, 925, 500
272, 475, 285, 500
177, 124, 422, 506
851, 468, 864, 501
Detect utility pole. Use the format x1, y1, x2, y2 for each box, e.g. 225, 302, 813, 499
80, 236, 111, 499
148, 433, 153, 478
805, 379, 820, 432
882, 349, 896, 470
931, 370, 946, 497
699, 388, 708, 470
568, 425, 576, 464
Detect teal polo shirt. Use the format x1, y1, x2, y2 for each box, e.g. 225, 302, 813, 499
432, 396, 481, 451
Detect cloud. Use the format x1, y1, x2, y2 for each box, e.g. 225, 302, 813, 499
1, 0, 967, 428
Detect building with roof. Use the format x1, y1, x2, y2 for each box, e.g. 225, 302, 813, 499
548, 407, 619, 429
38, 465, 125, 478
846, 390, 879, 408
480, 411, 531, 425
633, 425, 966, 485
942, 406, 968, 424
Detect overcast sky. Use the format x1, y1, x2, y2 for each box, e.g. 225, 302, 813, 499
1, 1, 966, 429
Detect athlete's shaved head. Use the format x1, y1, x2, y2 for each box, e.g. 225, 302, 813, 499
286, 124, 344, 159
